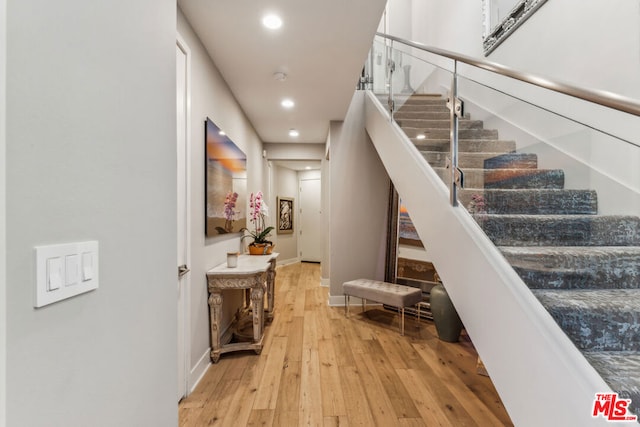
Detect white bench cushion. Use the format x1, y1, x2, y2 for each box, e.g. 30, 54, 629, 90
343, 279, 422, 308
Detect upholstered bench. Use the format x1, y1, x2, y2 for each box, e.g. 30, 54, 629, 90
342, 279, 423, 335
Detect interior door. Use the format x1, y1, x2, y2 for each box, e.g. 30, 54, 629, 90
299, 178, 322, 262
176, 40, 190, 401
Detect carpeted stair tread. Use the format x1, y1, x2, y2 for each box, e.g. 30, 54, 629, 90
414, 139, 517, 153
398, 119, 484, 129
402, 126, 499, 140
459, 189, 598, 215
424, 152, 538, 169
499, 246, 640, 289
435, 168, 565, 189
396, 97, 447, 106
396, 104, 450, 113
479, 214, 640, 246
584, 351, 640, 417
531, 289, 640, 351
394, 111, 460, 120
377, 95, 447, 113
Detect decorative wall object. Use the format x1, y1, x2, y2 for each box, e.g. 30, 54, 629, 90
277, 196, 294, 234
205, 117, 247, 236
482, 0, 548, 55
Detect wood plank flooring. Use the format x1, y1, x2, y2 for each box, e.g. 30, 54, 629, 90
179, 262, 513, 426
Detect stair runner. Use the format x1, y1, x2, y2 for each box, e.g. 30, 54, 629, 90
394, 94, 640, 418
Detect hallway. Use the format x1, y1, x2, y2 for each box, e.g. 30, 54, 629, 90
179, 262, 512, 426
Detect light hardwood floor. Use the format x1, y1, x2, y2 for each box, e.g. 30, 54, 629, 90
179, 262, 513, 426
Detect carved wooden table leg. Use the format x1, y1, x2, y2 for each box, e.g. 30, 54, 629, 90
251, 285, 265, 352
208, 290, 223, 363
266, 258, 276, 320
243, 289, 250, 310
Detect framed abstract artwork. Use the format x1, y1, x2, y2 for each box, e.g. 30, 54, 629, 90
277, 196, 294, 234
205, 117, 247, 236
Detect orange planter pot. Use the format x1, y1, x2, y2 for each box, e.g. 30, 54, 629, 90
248, 243, 274, 255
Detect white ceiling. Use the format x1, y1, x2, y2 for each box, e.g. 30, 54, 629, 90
272, 160, 321, 171
178, 0, 387, 144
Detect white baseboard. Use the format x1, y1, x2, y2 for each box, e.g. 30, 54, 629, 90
277, 257, 300, 267
320, 278, 330, 287
187, 315, 240, 395
188, 348, 211, 395
328, 294, 344, 306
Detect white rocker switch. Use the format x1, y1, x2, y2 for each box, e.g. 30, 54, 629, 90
82, 252, 93, 281
65, 254, 79, 286
47, 257, 62, 291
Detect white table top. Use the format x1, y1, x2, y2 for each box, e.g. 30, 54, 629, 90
207, 252, 279, 276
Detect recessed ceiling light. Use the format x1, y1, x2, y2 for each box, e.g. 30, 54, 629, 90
305, 166, 311, 170
219, 130, 226, 136
281, 99, 295, 109
416, 134, 426, 140
262, 14, 282, 30
289, 129, 299, 137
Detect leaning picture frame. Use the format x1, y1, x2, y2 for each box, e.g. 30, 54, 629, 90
277, 196, 294, 234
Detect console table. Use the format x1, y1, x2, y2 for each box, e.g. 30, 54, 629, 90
206, 253, 278, 363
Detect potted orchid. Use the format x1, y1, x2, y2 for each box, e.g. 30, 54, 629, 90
241, 191, 275, 255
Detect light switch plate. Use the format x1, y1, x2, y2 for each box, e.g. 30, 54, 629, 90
35, 241, 99, 307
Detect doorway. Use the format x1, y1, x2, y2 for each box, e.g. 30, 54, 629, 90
299, 178, 322, 262
176, 36, 191, 401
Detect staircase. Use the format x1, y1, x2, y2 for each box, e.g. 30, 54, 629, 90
394, 94, 640, 418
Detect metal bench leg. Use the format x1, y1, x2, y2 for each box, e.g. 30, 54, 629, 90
400, 307, 405, 336
345, 295, 350, 317
362, 298, 366, 313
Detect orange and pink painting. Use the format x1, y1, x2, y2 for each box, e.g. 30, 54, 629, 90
205, 118, 247, 236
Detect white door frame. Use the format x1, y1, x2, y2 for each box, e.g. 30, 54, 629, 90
176, 33, 192, 400
1, 0, 7, 422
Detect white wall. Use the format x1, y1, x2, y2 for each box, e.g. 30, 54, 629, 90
0, 0, 6, 423
487, 0, 640, 99
329, 92, 390, 303
177, 9, 267, 389
409, 0, 483, 61
6, 1, 177, 426
264, 143, 325, 160
406, 0, 640, 99
321, 136, 332, 287
386, 0, 412, 41
299, 170, 322, 181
